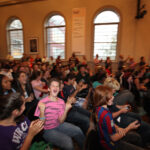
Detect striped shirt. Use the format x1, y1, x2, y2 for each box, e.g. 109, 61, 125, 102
34, 96, 65, 130
96, 106, 116, 150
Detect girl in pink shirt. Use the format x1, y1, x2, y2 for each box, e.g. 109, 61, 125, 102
34, 78, 85, 150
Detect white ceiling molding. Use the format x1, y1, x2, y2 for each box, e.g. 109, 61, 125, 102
0, 0, 46, 7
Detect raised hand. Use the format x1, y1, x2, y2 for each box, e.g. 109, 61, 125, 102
67, 96, 76, 105
65, 102, 72, 110
28, 119, 44, 137
38, 102, 46, 113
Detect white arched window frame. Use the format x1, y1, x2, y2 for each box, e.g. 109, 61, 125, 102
7, 18, 24, 58
45, 15, 66, 59
93, 10, 120, 60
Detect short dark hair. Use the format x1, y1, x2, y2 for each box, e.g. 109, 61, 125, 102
66, 73, 76, 81
93, 85, 113, 107
0, 93, 24, 120
49, 78, 61, 87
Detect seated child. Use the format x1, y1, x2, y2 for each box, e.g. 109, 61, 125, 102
0, 93, 44, 150
93, 85, 144, 150
34, 78, 85, 150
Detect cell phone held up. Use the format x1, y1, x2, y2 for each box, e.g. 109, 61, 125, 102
125, 106, 130, 110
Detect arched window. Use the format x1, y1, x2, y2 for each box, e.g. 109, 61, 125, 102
7, 18, 24, 58
93, 10, 120, 60
45, 15, 66, 59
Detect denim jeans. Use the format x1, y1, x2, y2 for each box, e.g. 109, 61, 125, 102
43, 122, 85, 150
66, 106, 90, 134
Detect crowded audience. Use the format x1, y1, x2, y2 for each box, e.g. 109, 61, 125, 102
0, 53, 150, 150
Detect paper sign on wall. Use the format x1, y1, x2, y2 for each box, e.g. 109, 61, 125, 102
72, 8, 86, 55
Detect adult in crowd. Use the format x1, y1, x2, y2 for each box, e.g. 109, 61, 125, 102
94, 54, 102, 66
139, 56, 146, 67
69, 53, 79, 65
105, 57, 112, 76
56, 55, 62, 66
118, 55, 129, 70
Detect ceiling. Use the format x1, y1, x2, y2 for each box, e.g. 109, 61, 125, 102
0, 0, 45, 7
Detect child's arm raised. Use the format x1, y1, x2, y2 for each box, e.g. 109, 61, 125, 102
38, 102, 46, 121
58, 97, 74, 123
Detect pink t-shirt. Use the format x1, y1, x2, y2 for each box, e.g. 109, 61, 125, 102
31, 80, 43, 99
34, 96, 65, 130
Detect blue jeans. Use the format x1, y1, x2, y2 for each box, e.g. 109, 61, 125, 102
43, 122, 85, 150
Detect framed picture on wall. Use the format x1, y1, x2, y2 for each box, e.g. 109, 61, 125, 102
29, 38, 38, 53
